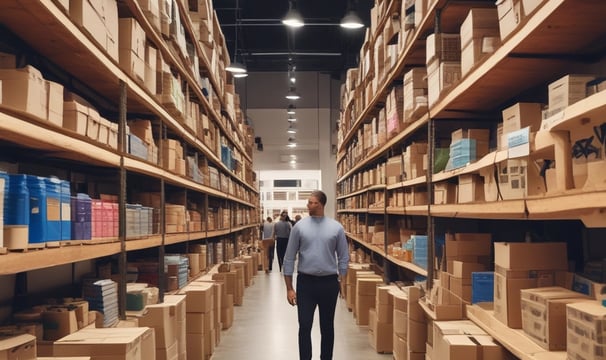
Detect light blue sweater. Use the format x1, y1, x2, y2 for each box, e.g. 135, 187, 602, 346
283, 216, 349, 277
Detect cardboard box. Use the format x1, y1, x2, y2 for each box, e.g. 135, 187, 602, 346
452, 261, 486, 278
53, 327, 155, 360
460, 8, 499, 48
502, 102, 543, 134
493, 272, 537, 328
566, 301, 606, 360
119, 18, 146, 82
434, 182, 457, 204
0, 66, 47, 120
0, 334, 36, 360
177, 282, 214, 313
42, 308, 78, 341
497, 0, 522, 40
521, 287, 589, 350
494, 242, 568, 271
457, 174, 484, 203
440, 334, 505, 360
548, 74, 595, 113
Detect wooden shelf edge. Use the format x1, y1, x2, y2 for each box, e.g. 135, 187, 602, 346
466, 303, 566, 360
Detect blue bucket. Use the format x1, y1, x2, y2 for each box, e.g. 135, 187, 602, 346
60, 180, 71, 240
45, 177, 62, 242
6, 174, 29, 226
27, 175, 47, 244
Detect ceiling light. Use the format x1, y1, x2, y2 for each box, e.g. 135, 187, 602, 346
233, 72, 248, 78
287, 137, 297, 148
290, 74, 296, 84
282, 1, 304, 28
287, 104, 296, 114
287, 115, 297, 122
340, 10, 364, 29
287, 124, 297, 134
226, 60, 247, 74
285, 87, 300, 100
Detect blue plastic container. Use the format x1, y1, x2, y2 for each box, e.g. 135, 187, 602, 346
6, 174, 29, 226
45, 177, 62, 241
60, 180, 71, 240
27, 175, 47, 244
71, 193, 92, 240
472, 272, 494, 304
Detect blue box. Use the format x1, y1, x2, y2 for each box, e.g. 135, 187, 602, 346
472, 272, 494, 304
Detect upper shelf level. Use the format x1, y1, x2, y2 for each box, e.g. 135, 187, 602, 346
338, 0, 606, 165
0, 0, 255, 191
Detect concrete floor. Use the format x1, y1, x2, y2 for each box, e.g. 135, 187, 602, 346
210, 269, 393, 360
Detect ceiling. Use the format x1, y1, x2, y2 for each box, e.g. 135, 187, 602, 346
212, 0, 374, 76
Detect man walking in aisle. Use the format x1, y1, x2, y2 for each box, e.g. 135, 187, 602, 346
283, 190, 349, 360
261, 216, 275, 272
274, 210, 292, 272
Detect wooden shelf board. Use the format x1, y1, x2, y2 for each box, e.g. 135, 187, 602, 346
387, 256, 428, 277
432, 0, 606, 117
433, 152, 497, 183
525, 190, 606, 220
466, 303, 566, 360
431, 200, 527, 219
125, 235, 163, 251
206, 229, 231, 238
548, 91, 606, 132
387, 175, 428, 191
0, 111, 121, 167
0, 242, 121, 275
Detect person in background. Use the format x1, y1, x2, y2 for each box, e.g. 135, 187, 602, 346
294, 214, 302, 224
283, 190, 349, 360
274, 210, 292, 272
261, 216, 275, 272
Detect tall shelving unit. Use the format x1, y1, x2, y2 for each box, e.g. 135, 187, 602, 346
337, 0, 606, 357
0, 0, 258, 315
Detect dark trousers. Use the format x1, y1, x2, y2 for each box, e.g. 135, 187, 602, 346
276, 237, 289, 271
267, 244, 275, 270
296, 273, 340, 360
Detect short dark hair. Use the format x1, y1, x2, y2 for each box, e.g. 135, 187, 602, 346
310, 190, 327, 206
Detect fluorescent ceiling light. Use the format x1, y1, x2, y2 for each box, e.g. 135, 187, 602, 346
287, 124, 297, 134
226, 60, 247, 73
287, 104, 296, 114
282, 7, 304, 28
287, 115, 297, 122
285, 87, 300, 100
234, 72, 248, 78
340, 11, 364, 29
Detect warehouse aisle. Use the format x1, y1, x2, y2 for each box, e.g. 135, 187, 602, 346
211, 270, 392, 360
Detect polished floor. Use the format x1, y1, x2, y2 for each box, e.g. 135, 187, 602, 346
210, 268, 393, 360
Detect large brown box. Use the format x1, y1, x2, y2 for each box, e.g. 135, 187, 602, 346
54, 327, 155, 360
521, 287, 589, 350
494, 242, 568, 271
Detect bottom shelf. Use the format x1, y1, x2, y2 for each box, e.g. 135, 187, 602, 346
466, 303, 566, 360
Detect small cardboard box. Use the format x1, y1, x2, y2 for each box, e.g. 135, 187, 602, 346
548, 74, 595, 113
521, 287, 589, 350
458, 174, 484, 203
494, 242, 568, 271
0, 334, 36, 360
502, 102, 543, 134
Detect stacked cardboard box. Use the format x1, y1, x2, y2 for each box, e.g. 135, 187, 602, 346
403, 68, 428, 123
369, 285, 398, 353
54, 327, 155, 360
566, 301, 606, 360
460, 8, 500, 76
493, 242, 569, 328
138, 295, 186, 360
179, 282, 215, 360
356, 277, 385, 326
520, 287, 588, 350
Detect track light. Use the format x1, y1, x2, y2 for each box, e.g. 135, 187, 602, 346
226, 60, 247, 73
287, 104, 296, 114
282, 1, 304, 28
340, 10, 364, 29
233, 72, 248, 78
285, 87, 300, 100
287, 115, 297, 122
287, 137, 297, 148
287, 124, 297, 134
